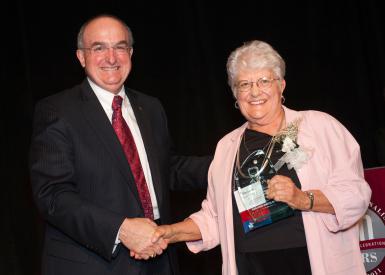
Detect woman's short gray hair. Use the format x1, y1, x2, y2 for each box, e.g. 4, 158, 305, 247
226, 40, 285, 97
77, 14, 134, 49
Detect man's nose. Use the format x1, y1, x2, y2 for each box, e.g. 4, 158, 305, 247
105, 47, 117, 62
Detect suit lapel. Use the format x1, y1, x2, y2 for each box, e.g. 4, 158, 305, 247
79, 80, 142, 207
126, 89, 164, 209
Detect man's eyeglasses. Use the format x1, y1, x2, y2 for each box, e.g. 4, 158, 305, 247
80, 44, 131, 55
235, 77, 280, 92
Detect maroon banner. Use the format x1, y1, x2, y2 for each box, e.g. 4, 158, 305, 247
360, 166, 385, 275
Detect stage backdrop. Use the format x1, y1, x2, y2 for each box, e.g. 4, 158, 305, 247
360, 167, 385, 275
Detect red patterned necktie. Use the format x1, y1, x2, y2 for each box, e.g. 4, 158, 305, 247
112, 95, 154, 219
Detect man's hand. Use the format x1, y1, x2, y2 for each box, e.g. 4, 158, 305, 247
119, 218, 167, 260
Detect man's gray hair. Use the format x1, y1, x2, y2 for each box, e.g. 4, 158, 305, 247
77, 14, 134, 49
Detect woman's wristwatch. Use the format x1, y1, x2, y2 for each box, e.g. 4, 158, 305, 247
305, 191, 314, 210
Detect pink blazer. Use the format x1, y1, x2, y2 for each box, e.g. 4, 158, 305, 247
187, 107, 371, 275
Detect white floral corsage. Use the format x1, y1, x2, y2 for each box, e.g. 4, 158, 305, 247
273, 118, 311, 171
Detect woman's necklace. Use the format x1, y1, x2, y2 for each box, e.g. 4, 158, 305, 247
235, 113, 285, 179
233, 113, 288, 226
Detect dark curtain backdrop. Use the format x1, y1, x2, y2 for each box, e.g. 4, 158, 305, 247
2, 1, 385, 274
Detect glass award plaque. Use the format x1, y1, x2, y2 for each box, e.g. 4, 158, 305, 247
234, 148, 294, 233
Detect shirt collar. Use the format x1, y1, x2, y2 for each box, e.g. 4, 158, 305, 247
87, 78, 126, 108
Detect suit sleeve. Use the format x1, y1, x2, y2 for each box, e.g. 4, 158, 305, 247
154, 98, 212, 191
29, 100, 125, 261
169, 154, 212, 191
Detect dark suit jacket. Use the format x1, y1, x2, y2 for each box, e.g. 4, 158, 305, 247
30, 80, 211, 275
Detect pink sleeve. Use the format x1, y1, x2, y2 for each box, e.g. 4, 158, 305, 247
186, 163, 220, 253
312, 113, 372, 231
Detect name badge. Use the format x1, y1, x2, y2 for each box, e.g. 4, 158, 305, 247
234, 181, 265, 210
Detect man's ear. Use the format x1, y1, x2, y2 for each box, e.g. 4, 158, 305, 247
76, 49, 86, 68
129, 47, 133, 58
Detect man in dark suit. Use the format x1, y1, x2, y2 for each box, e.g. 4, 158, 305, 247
29, 14, 211, 275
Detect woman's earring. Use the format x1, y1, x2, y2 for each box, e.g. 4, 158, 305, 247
281, 95, 286, 104
234, 101, 239, 109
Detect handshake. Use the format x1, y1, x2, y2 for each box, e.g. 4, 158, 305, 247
118, 217, 176, 260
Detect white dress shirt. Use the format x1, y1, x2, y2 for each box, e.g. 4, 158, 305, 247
89, 79, 160, 220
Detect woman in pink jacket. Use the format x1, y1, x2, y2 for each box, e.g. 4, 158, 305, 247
153, 40, 371, 275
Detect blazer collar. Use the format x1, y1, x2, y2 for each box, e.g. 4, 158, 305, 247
79, 80, 142, 208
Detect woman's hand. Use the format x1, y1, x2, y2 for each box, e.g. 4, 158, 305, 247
266, 175, 309, 210
152, 219, 202, 245
266, 175, 335, 213
152, 224, 175, 244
